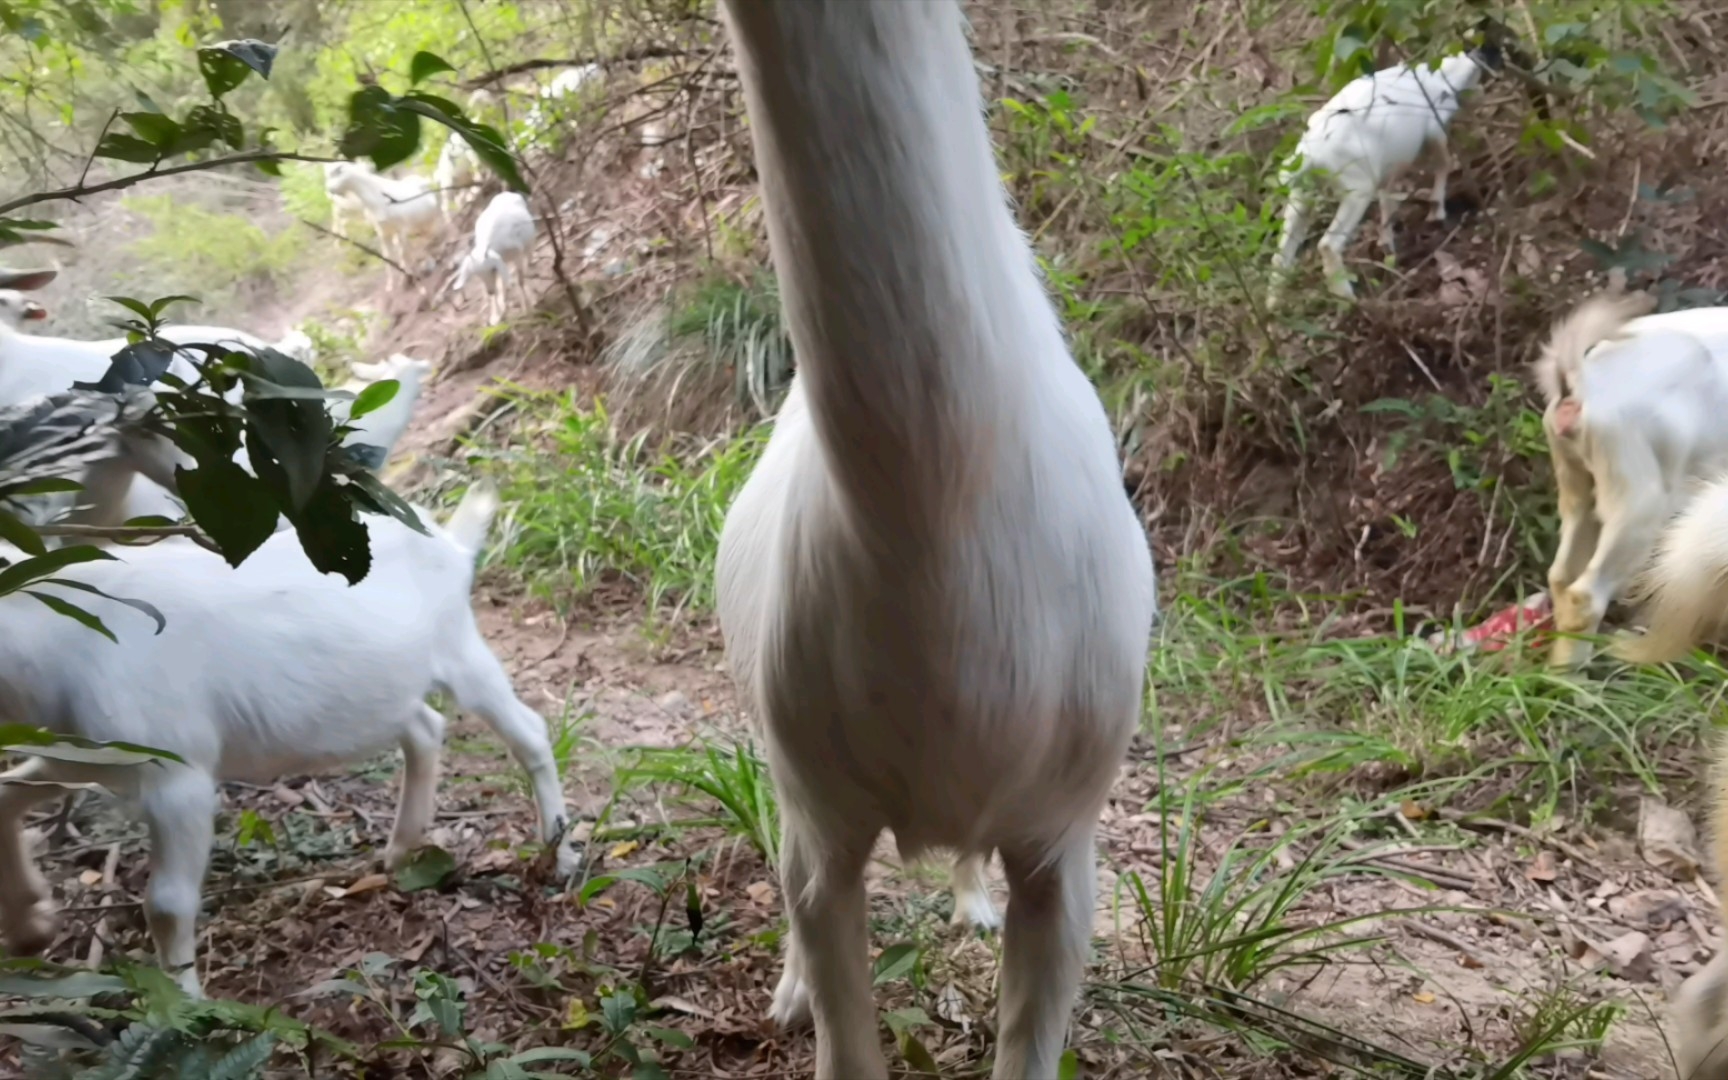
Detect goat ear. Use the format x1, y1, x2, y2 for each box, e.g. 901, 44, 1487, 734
0, 268, 58, 291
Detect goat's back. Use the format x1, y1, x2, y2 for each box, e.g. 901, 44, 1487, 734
1294, 61, 1473, 187
1566, 327, 1728, 481
0, 512, 480, 779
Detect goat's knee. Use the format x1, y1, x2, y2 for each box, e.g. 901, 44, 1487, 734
1674, 947, 1728, 1078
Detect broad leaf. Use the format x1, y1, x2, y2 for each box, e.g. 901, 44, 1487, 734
393, 845, 456, 892
0, 545, 115, 597
43, 577, 166, 634
409, 50, 456, 85
871, 942, 919, 985
24, 591, 115, 642
119, 111, 181, 148
341, 86, 421, 172
95, 133, 160, 163
240, 350, 333, 511
347, 378, 399, 420
209, 38, 277, 79
0, 508, 46, 556
284, 476, 371, 584
74, 338, 178, 392
175, 458, 279, 568
197, 40, 275, 97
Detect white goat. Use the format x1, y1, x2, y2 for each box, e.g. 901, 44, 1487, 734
524, 64, 600, 145
1606, 482, 1728, 1078
1534, 291, 1728, 670
714, 5, 1157, 1078
1268, 49, 1498, 306
323, 162, 441, 292
452, 192, 537, 324
323, 160, 371, 243
434, 134, 483, 227
337, 353, 434, 467
0, 483, 575, 996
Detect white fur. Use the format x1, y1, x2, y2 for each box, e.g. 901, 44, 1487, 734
434, 135, 483, 227
714, 4, 1156, 1078
452, 193, 537, 324
1533, 293, 1728, 669
0, 485, 575, 995
523, 64, 601, 145
323, 160, 371, 243
323, 162, 440, 292
336, 353, 434, 465
1269, 53, 1488, 306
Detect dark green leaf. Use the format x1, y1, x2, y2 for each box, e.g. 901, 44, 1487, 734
240, 350, 332, 511
871, 942, 919, 986
175, 459, 279, 568
510, 1048, 592, 1067
146, 294, 200, 320
0, 219, 58, 232
42, 578, 166, 635
104, 295, 156, 322
197, 41, 272, 98
632, 1064, 669, 1080
23, 591, 113, 642
95, 133, 160, 163
644, 1027, 693, 1049
393, 844, 457, 892
401, 97, 525, 192
340, 86, 421, 172
0, 508, 46, 556
409, 50, 456, 85
119, 111, 181, 148
183, 103, 242, 151
883, 1007, 931, 1038
0, 545, 115, 597
283, 476, 370, 584
345, 468, 430, 535
347, 378, 399, 420
74, 338, 178, 392
0, 725, 183, 763
8, 478, 81, 496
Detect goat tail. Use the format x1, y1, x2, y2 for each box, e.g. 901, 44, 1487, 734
443, 480, 501, 559
1612, 475, 1728, 665
1532, 290, 1657, 405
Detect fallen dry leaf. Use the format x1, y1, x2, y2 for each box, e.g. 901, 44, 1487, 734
609, 839, 640, 860
1639, 798, 1702, 879
1525, 850, 1558, 883
1412, 991, 1436, 1004
1400, 799, 1428, 821
746, 880, 776, 906
1580, 930, 1656, 983
340, 873, 390, 898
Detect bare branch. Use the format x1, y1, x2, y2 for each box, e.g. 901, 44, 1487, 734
0, 151, 342, 217
464, 46, 697, 88
295, 217, 414, 280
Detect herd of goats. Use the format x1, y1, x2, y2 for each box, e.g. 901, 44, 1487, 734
2, 5, 1728, 1078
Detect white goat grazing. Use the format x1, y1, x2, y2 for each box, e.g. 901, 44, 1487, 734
434, 134, 483, 227
323, 162, 440, 292
0, 483, 575, 995
714, 5, 1157, 1078
337, 353, 434, 467
1533, 291, 1728, 670
1607, 481, 1728, 1079
1268, 49, 1498, 306
452, 192, 537, 324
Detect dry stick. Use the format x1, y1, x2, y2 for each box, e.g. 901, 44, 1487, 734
464, 45, 693, 87
1396, 917, 1491, 968
0, 151, 339, 216
295, 217, 412, 281
1437, 809, 1599, 869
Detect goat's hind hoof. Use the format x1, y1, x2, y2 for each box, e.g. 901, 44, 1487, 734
3, 899, 59, 956
768, 972, 813, 1031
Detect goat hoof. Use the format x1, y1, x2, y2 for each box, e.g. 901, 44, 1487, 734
768, 971, 813, 1030
1428, 207, 1447, 224
4, 900, 59, 955
553, 841, 583, 881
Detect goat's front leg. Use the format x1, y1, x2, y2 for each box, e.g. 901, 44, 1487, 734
139, 768, 217, 997
992, 828, 1097, 1080
0, 758, 68, 956
1551, 479, 1665, 671
383, 703, 445, 870
1427, 138, 1453, 223
1376, 189, 1402, 262
777, 814, 884, 1079
1318, 188, 1375, 300
1545, 444, 1601, 610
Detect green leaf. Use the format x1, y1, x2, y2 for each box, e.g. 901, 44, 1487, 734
600, 992, 636, 1035
41, 578, 166, 634
393, 844, 457, 892
0, 970, 129, 999
181, 103, 242, 152
510, 1048, 593, 1067
402, 97, 526, 193
95, 133, 160, 163
197, 40, 275, 97
409, 51, 457, 85
120, 111, 181, 148
0, 726, 182, 765
24, 591, 115, 642
1057, 1048, 1080, 1080
283, 477, 371, 585
344, 468, 430, 536
7, 478, 81, 496
0, 545, 115, 597
103, 295, 156, 322
175, 458, 279, 568
346, 379, 399, 420
0, 508, 46, 556
75, 339, 178, 392
207, 1032, 275, 1080
239, 350, 332, 512
340, 85, 421, 172
632, 1064, 670, 1080
210, 38, 278, 79
644, 1027, 693, 1049
882, 1007, 931, 1038
899, 1031, 940, 1077
871, 942, 919, 986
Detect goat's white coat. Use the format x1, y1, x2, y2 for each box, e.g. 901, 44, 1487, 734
1269, 53, 1487, 305
452, 192, 537, 324
434, 135, 483, 226
1533, 293, 1728, 669
323, 162, 440, 292
0, 487, 575, 995
714, 4, 1156, 1077
337, 353, 434, 464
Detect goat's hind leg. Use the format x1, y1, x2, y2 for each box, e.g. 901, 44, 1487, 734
991, 827, 1097, 1080
1553, 452, 1665, 670
0, 758, 70, 955
446, 637, 577, 876
139, 767, 217, 996
1318, 187, 1375, 300
950, 850, 1001, 931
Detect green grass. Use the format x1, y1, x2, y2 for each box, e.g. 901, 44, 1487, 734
473, 385, 767, 616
